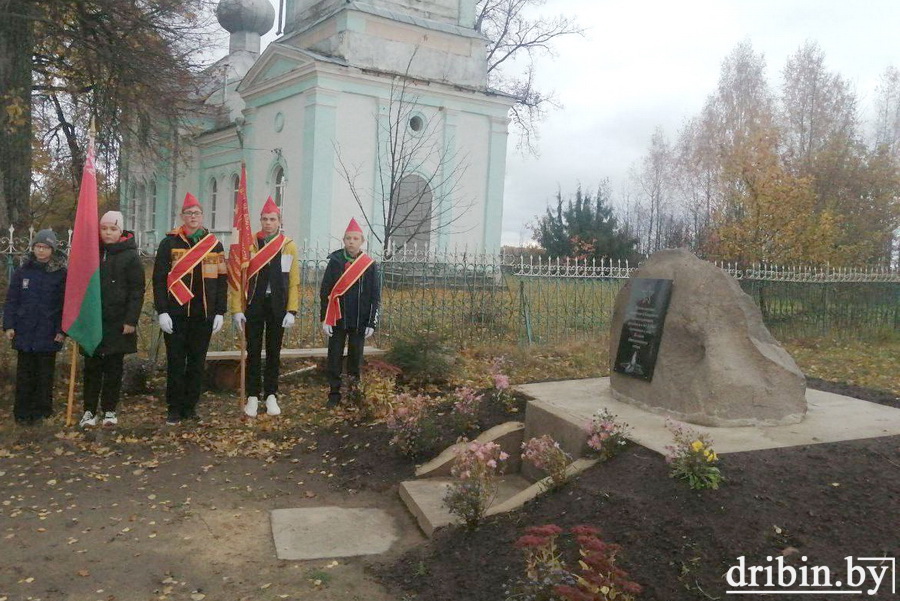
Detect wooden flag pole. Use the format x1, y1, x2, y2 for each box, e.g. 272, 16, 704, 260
65, 343, 78, 427
239, 323, 247, 410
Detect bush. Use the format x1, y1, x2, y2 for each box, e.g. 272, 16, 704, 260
505, 525, 643, 601
449, 386, 484, 433
385, 393, 440, 459
442, 440, 509, 529
522, 435, 572, 490
386, 329, 456, 384
585, 408, 631, 461
665, 419, 723, 490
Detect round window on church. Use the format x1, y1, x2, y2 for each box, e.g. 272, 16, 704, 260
408, 114, 424, 133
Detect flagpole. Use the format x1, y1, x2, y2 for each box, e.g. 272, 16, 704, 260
65, 343, 78, 427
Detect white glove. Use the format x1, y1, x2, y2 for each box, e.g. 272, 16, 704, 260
322, 322, 332, 337
233, 312, 246, 331
158, 313, 174, 334
212, 314, 224, 334
282, 313, 295, 328
365, 327, 374, 339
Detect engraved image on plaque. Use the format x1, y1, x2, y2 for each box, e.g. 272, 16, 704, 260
613, 278, 673, 382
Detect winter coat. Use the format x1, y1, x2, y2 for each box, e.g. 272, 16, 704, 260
152, 228, 228, 319
228, 234, 301, 319
94, 232, 145, 356
319, 249, 381, 330
3, 253, 67, 353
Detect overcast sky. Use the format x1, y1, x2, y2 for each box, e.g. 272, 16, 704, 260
500, 0, 900, 247
251, 1, 900, 247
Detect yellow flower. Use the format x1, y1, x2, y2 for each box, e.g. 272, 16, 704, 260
706, 451, 718, 463
691, 440, 704, 452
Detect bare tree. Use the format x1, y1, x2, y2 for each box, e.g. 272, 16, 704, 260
476, 0, 583, 154
336, 69, 471, 257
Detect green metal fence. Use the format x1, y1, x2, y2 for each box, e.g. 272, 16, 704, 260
0, 238, 896, 351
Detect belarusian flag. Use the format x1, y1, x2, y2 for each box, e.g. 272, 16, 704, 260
62, 138, 102, 356
227, 162, 253, 311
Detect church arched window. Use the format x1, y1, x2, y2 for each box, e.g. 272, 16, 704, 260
273, 166, 285, 208
391, 174, 433, 249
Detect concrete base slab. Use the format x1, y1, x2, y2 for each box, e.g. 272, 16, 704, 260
271, 507, 398, 560
517, 378, 900, 455
400, 475, 532, 537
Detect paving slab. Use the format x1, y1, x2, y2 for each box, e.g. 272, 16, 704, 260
517, 377, 900, 455
270, 507, 398, 560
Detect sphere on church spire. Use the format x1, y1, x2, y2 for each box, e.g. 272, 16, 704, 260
216, 0, 276, 35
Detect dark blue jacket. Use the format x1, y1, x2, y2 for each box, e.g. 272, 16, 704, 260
319, 249, 381, 330
3, 253, 67, 353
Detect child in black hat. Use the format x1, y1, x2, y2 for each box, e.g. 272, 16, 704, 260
3, 229, 67, 424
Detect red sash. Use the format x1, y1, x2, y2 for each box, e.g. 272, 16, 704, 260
167, 232, 219, 305
247, 233, 287, 281
324, 252, 375, 326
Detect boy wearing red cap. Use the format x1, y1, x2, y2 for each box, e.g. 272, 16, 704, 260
230, 197, 300, 417
319, 218, 381, 407
152, 193, 228, 424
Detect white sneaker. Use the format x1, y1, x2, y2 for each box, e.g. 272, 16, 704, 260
79, 411, 97, 428
244, 396, 259, 418
102, 411, 118, 426
265, 394, 281, 416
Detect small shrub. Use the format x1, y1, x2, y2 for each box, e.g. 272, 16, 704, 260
585, 408, 631, 461
556, 525, 643, 600
449, 386, 484, 433
386, 329, 456, 384
505, 524, 642, 601
489, 356, 513, 408
385, 393, 440, 458
442, 440, 508, 529
665, 419, 723, 490
350, 361, 400, 418
522, 435, 572, 490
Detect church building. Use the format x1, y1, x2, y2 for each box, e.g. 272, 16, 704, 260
122, 0, 513, 253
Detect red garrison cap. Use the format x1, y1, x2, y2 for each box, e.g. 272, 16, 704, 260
261, 196, 280, 215
345, 217, 363, 234
181, 192, 201, 212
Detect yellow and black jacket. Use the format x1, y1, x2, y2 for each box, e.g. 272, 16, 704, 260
153, 228, 228, 318
228, 234, 300, 318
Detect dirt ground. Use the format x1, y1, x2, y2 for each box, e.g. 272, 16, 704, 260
1, 362, 898, 601
380, 379, 900, 601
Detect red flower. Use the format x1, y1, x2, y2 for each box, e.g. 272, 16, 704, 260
514, 534, 549, 549
525, 524, 563, 537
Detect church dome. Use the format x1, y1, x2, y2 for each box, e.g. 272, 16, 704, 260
216, 0, 276, 35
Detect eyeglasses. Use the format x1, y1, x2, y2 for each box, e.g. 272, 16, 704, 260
182, 211, 202, 217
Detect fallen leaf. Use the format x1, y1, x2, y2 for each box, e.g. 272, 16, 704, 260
78, 569, 90, 577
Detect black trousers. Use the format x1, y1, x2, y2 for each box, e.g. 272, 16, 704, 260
327, 326, 365, 399
245, 296, 285, 398
15, 351, 57, 422
82, 353, 125, 414
164, 316, 213, 418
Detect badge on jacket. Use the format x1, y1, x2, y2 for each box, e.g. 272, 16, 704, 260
22, 279, 29, 289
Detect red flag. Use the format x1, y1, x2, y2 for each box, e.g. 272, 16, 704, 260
62, 139, 102, 355
227, 163, 253, 310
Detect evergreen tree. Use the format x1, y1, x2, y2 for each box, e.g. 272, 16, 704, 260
533, 185, 637, 261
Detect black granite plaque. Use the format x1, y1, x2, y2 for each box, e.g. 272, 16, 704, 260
613, 278, 673, 382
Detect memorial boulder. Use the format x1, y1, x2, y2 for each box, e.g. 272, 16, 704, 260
609, 249, 807, 427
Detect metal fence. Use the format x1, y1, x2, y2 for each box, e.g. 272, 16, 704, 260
1, 227, 897, 349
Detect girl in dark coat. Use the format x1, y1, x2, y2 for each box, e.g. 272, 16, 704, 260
3, 229, 67, 424
79, 211, 146, 427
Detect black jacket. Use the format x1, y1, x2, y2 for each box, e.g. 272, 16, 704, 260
95, 232, 145, 355
152, 228, 227, 319
3, 253, 67, 353
319, 249, 381, 330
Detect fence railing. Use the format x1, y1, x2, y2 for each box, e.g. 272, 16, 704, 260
0, 229, 896, 348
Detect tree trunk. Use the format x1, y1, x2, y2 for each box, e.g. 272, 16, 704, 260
0, 0, 35, 227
